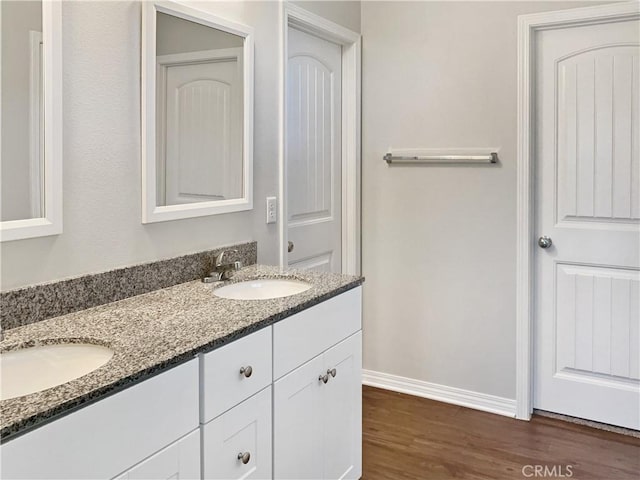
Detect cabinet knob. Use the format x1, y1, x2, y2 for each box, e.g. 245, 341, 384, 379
327, 368, 337, 378
237, 451, 251, 464
239, 366, 253, 378
318, 374, 329, 384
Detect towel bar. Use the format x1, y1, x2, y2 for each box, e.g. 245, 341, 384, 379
384, 152, 498, 164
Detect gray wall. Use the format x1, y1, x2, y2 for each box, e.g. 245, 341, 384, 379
0, 0, 360, 291
292, 1, 361, 32
156, 12, 243, 56
361, 1, 605, 400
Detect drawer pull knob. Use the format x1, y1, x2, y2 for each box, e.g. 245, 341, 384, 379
319, 374, 329, 384
240, 366, 253, 378
328, 368, 337, 378
237, 451, 251, 464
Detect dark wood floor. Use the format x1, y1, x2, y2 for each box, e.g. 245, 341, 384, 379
362, 386, 640, 480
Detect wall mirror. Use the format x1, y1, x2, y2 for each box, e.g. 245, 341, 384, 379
0, 0, 62, 241
142, 1, 254, 223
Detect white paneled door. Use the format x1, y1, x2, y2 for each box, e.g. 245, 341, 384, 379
286, 27, 342, 273
534, 17, 640, 429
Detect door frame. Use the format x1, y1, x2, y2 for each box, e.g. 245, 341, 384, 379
515, 1, 640, 420
279, 2, 362, 274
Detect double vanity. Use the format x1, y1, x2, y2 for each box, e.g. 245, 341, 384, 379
0, 265, 363, 480
0, 0, 363, 477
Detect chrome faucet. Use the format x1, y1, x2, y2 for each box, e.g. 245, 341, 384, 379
203, 249, 243, 283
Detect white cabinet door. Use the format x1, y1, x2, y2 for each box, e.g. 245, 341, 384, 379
274, 331, 362, 480
117, 429, 200, 480
322, 332, 362, 480
1, 360, 199, 480
273, 355, 324, 479
203, 387, 272, 480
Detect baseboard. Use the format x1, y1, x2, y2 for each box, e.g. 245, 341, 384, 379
362, 369, 517, 418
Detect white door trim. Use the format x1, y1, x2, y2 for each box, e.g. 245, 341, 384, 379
280, 2, 362, 274
515, 1, 640, 421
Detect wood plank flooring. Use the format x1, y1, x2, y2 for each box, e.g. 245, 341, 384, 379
362, 386, 640, 480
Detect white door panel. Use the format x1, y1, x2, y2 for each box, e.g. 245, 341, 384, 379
534, 17, 640, 429
555, 265, 639, 381
288, 252, 332, 272
158, 49, 243, 206
557, 46, 639, 224
287, 27, 342, 273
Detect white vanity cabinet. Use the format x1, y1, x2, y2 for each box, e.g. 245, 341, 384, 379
273, 288, 362, 480
0, 360, 200, 480
1, 286, 363, 480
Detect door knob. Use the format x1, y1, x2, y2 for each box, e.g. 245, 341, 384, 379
239, 366, 253, 378
319, 374, 329, 384
327, 368, 337, 378
237, 452, 251, 464
288, 241, 294, 253
538, 236, 552, 249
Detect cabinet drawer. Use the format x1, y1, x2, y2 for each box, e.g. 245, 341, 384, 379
201, 327, 272, 422
203, 386, 272, 480
117, 429, 200, 480
1, 360, 199, 480
273, 287, 361, 379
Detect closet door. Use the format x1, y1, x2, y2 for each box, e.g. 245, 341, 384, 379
533, 15, 640, 429
286, 26, 343, 273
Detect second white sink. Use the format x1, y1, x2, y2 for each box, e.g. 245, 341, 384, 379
214, 278, 311, 300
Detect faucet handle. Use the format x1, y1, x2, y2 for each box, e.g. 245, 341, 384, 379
233, 261, 243, 271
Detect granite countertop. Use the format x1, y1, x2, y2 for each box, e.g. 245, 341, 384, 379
0, 265, 363, 442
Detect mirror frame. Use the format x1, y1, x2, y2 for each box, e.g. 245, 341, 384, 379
141, 1, 254, 224
0, 1, 63, 242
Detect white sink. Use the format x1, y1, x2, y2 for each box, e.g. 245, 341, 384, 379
214, 278, 311, 300
0, 343, 114, 401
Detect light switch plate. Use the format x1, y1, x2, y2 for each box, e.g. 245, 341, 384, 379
266, 196, 277, 224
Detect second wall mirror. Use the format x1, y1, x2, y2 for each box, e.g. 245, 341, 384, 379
142, 1, 253, 223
